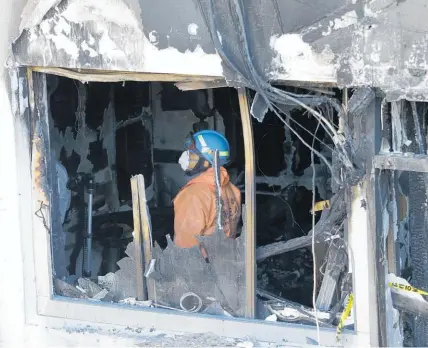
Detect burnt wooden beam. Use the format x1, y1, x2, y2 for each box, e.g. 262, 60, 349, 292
31, 66, 223, 83
257, 234, 314, 261
316, 239, 347, 311
130, 174, 154, 301
256, 190, 345, 261
175, 80, 229, 91
238, 88, 256, 319
348, 94, 385, 346
374, 153, 428, 172
391, 288, 428, 319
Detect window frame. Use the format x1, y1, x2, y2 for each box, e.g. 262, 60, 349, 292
15, 67, 362, 345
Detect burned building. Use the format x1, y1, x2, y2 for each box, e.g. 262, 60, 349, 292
3, 0, 428, 347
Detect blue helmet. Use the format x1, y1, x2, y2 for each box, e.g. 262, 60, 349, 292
185, 130, 230, 166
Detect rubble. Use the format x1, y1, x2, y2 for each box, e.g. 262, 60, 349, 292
96, 243, 140, 301
55, 277, 114, 301
202, 302, 233, 317
54, 278, 88, 299
257, 288, 342, 328
55, 262, 140, 303
97, 272, 116, 290
119, 298, 152, 307
77, 278, 115, 302
77, 277, 103, 297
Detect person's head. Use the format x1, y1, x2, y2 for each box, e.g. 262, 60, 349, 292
178, 130, 230, 176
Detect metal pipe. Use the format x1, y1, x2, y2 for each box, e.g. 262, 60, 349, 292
83, 177, 94, 278
179, 292, 203, 312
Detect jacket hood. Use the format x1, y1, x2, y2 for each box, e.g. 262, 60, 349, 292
187, 167, 230, 187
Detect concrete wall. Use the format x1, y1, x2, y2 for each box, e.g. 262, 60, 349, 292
0, 1, 207, 346
0, 0, 30, 345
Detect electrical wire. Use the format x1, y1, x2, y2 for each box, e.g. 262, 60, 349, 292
256, 131, 305, 234
311, 120, 321, 345
266, 102, 333, 170
204, 0, 355, 176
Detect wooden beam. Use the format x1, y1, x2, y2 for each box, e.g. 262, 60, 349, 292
30, 66, 222, 83
30, 71, 56, 297
374, 153, 428, 172
130, 175, 154, 301
256, 190, 345, 261
174, 80, 228, 91
130, 176, 146, 301
386, 172, 399, 275
391, 288, 428, 318
237, 88, 256, 319
347, 96, 383, 346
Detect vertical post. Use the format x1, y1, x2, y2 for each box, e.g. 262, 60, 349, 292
30, 71, 56, 296
237, 88, 255, 319
408, 101, 428, 346
347, 95, 384, 346
131, 174, 154, 301
148, 83, 158, 207
386, 172, 398, 276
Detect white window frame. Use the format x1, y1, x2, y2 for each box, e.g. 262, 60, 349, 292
14, 67, 364, 346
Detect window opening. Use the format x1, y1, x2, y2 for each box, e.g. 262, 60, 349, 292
49, 75, 248, 316
253, 86, 350, 326
44, 74, 354, 329
377, 100, 428, 347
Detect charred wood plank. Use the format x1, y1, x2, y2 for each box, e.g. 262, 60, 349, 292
238, 88, 256, 318
374, 153, 428, 173
175, 80, 229, 91
256, 190, 345, 261
391, 288, 428, 319
130, 174, 154, 301
316, 239, 347, 311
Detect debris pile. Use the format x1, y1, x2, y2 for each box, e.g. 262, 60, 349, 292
257, 288, 353, 329
54, 277, 113, 302
257, 249, 314, 306
54, 241, 141, 303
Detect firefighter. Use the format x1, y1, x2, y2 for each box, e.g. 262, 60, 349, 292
173, 130, 241, 248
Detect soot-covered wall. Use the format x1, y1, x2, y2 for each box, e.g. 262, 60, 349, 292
152, 83, 243, 207
48, 75, 154, 277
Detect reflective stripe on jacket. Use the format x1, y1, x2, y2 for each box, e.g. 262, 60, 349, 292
173, 167, 241, 248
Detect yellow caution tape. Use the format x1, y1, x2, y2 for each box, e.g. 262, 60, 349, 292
388, 282, 428, 296
336, 293, 354, 342
311, 200, 331, 214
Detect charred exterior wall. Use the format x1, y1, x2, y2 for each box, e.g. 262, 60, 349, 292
13, 0, 428, 100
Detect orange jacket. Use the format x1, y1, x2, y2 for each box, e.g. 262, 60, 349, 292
173, 167, 241, 248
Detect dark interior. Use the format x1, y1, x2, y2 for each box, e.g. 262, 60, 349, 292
48, 75, 336, 308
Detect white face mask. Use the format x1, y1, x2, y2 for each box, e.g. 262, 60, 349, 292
178, 150, 190, 171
